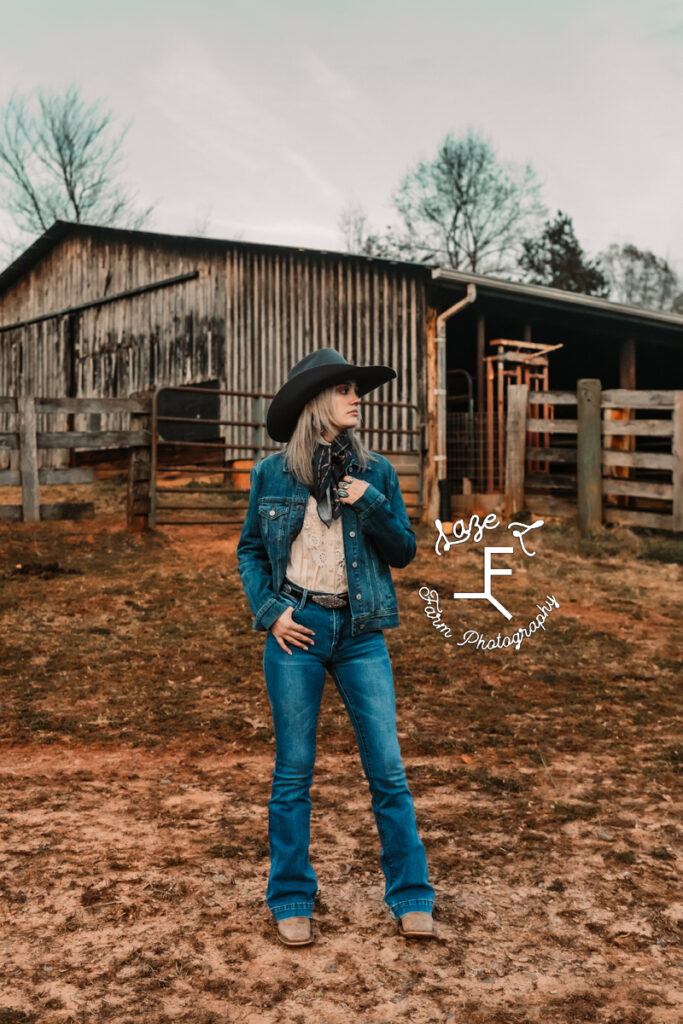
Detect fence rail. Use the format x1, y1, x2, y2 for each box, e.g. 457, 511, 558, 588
149, 385, 423, 527
1, 390, 423, 529
504, 382, 682, 533
0, 394, 151, 524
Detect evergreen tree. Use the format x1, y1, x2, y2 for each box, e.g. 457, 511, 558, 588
519, 211, 609, 296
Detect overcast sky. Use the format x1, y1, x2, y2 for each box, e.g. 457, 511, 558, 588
1, 0, 681, 274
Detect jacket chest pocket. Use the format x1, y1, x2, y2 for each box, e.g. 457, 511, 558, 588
258, 501, 290, 542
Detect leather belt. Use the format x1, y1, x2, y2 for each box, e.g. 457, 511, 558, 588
282, 578, 349, 608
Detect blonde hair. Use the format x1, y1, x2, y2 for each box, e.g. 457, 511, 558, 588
283, 383, 374, 486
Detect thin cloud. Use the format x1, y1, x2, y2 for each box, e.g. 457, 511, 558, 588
146, 33, 287, 172
301, 52, 361, 106
298, 51, 374, 138
282, 146, 343, 206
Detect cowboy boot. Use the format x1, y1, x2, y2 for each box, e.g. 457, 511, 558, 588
398, 911, 437, 939
276, 916, 314, 946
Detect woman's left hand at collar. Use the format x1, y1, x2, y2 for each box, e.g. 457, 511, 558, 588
338, 475, 369, 504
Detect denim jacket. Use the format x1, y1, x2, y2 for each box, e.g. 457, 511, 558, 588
236, 450, 417, 637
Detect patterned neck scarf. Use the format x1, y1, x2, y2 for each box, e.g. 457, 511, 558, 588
310, 431, 355, 527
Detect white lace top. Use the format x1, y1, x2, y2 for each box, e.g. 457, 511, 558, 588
286, 493, 348, 594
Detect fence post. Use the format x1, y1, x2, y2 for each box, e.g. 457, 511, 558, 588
504, 383, 528, 517
577, 379, 602, 535
18, 395, 40, 522
673, 392, 683, 533
252, 396, 265, 465
127, 394, 152, 531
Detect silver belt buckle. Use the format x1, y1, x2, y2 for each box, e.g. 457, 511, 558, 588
312, 593, 347, 608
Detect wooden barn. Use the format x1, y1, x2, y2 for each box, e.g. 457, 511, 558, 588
1, 221, 681, 523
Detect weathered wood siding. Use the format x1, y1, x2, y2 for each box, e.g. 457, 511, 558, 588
0, 229, 430, 475
0, 233, 227, 391
0, 318, 72, 469
0, 232, 227, 467
224, 247, 427, 457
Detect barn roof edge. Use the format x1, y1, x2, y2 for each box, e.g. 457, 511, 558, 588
0, 220, 431, 298
1, 221, 681, 335
432, 267, 683, 332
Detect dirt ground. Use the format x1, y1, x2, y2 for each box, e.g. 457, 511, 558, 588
0, 479, 681, 1024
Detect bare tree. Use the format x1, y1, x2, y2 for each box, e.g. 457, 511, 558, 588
337, 202, 398, 259
339, 202, 372, 254
599, 243, 680, 311
0, 224, 24, 264
389, 130, 545, 273
0, 85, 151, 238
187, 204, 214, 238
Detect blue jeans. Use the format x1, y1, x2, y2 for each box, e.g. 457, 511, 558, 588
263, 587, 434, 923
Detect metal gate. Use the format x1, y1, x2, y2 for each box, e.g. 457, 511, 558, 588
150, 385, 274, 526
369, 398, 423, 521
150, 385, 423, 527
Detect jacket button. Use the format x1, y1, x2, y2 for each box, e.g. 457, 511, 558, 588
352, 561, 357, 568
269, 509, 275, 517
359, 624, 364, 630
349, 530, 356, 538
356, 593, 361, 600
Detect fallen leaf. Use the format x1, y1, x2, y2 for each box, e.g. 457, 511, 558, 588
244, 717, 268, 730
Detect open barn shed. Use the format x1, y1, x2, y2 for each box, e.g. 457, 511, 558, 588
431, 269, 683, 513
0, 221, 681, 523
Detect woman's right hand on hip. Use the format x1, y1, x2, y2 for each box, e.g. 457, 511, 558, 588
270, 606, 315, 655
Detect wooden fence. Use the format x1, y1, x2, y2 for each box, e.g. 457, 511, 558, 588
5, 384, 681, 534
0, 395, 151, 526
505, 381, 682, 533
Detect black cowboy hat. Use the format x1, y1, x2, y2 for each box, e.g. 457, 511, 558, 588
266, 348, 396, 442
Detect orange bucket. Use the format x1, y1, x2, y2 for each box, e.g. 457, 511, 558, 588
231, 459, 254, 490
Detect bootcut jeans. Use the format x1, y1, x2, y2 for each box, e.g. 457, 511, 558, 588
263, 586, 434, 923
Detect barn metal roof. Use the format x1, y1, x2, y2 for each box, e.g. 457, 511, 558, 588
1, 220, 681, 336
0, 220, 427, 299
432, 267, 683, 333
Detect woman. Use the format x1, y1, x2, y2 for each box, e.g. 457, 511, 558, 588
237, 348, 435, 946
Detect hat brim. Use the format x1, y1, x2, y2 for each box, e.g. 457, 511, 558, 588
266, 363, 396, 443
